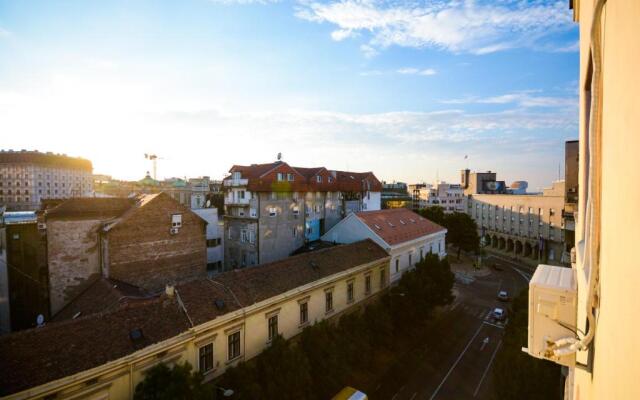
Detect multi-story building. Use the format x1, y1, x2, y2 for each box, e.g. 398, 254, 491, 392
223, 161, 382, 269
322, 208, 447, 283
0, 150, 93, 211
461, 169, 507, 195
467, 179, 567, 266
0, 239, 389, 399
524, 2, 640, 399
192, 207, 224, 275
563, 140, 579, 253
412, 181, 466, 212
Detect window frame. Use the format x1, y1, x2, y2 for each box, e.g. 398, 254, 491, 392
198, 343, 214, 374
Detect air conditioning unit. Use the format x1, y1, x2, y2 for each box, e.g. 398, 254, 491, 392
525, 264, 577, 367
170, 227, 179, 235
37, 222, 47, 230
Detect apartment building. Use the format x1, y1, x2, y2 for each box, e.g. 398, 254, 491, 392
411, 182, 466, 213
0, 240, 390, 399
525, 2, 640, 400
322, 208, 447, 283
192, 207, 224, 275
223, 161, 382, 269
0, 150, 93, 211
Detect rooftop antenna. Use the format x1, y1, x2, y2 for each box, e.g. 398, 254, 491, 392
277, 152, 282, 161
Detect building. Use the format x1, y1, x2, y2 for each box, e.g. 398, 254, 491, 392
411, 181, 466, 213
42, 193, 207, 316
381, 181, 412, 209
563, 140, 579, 253
467, 180, 567, 266
461, 169, 506, 195
0, 150, 93, 211
192, 208, 224, 275
528, 2, 640, 399
0, 240, 390, 399
222, 161, 382, 269
321, 208, 447, 283
0, 211, 49, 334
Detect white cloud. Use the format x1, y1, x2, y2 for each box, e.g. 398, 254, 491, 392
208, 0, 279, 4
296, 0, 575, 56
331, 28, 353, 41
0, 27, 11, 38
397, 67, 436, 75
442, 91, 577, 109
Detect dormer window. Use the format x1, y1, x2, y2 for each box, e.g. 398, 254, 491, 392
232, 172, 241, 180
328, 176, 333, 183
317, 176, 322, 183
277, 173, 284, 181
287, 173, 294, 181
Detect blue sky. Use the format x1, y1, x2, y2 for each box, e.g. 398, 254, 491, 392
0, 0, 578, 190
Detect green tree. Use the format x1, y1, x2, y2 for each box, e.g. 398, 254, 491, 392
492, 289, 563, 400
134, 362, 213, 400
444, 212, 480, 259
418, 206, 446, 226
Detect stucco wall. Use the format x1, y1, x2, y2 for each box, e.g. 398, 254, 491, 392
570, 1, 640, 400
258, 193, 305, 264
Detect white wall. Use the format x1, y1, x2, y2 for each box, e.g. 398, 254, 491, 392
321, 214, 388, 251
192, 208, 223, 267
363, 191, 381, 211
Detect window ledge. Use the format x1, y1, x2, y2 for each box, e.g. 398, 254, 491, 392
225, 355, 244, 366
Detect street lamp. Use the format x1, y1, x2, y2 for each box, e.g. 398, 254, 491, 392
217, 386, 234, 398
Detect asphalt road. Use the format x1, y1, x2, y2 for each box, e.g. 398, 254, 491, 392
371, 256, 530, 400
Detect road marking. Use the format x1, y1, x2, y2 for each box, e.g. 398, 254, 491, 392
482, 321, 505, 329
510, 266, 531, 282
429, 323, 484, 400
473, 339, 503, 397
480, 337, 490, 351
483, 310, 493, 320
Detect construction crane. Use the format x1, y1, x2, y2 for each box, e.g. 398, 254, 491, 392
144, 153, 163, 180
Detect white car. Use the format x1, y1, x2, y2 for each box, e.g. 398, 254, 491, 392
493, 307, 506, 321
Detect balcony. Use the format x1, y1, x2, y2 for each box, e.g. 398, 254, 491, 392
226, 198, 250, 206
224, 178, 248, 187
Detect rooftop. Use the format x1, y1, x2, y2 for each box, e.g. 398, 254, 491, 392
356, 208, 446, 246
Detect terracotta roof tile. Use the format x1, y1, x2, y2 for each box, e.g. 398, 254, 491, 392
356, 209, 446, 246
45, 197, 136, 219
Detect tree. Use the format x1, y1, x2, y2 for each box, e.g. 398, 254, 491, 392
418, 206, 446, 226
443, 212, 480, 259
491, 289, 563, 400
134, 362, 213, 400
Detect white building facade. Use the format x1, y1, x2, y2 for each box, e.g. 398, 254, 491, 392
322, 208, 447, 283
192, 208, 224, 275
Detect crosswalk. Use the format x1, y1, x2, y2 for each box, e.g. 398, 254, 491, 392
452, 303, 506, 326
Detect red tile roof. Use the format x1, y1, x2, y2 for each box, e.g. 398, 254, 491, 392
0, 240, 388, 396
224, 162, 382, 192
45, 197, 136, 219
355, 209, 446, 246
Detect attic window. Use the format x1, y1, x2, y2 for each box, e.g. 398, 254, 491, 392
328, 176, 333, 183
171, 214, 182, 228
317, 176, 322, 183
374, 224, 381, 230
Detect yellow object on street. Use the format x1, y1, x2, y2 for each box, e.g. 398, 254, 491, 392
331, 386, 368, 400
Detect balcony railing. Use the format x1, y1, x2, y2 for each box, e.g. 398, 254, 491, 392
225, 198, 250, 206
224, 178, 248, 187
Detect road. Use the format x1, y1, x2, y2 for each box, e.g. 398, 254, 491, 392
371, 256, 530, 400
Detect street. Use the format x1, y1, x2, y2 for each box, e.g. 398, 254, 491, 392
371, 255, 531, 400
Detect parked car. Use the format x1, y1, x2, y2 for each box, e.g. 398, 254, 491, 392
493, 307, 506, 322
497, 290, 510, 301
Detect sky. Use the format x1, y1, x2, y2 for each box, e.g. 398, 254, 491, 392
0, 0, 579, 191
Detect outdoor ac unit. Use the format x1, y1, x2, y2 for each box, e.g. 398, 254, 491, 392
526, 264, 577, 367
170, 227, 179, 235
37, 222, 47, 230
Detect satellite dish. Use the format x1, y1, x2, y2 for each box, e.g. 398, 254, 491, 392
36, 314, 44, 327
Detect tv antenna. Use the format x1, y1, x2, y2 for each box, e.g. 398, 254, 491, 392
277, 152, 282, 161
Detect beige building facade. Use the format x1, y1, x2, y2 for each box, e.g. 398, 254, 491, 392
561, 1, 640, 399
467, 180, 567, 265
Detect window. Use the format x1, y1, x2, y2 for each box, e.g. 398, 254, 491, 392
171, 214, 182, 228
228, 331, 241, 360
550, 208, 556, 217
299, 302, 308, 325
199, 343, 214, 373
365, 275, 371, 294
316, 175, 322, 183
238, 190, 245, 199
292, 227, 297, 238
232, 171, 241, 180
269, 207, 277, 217
277, 173, 284, 181
380, 269, 386, 288
328, 176, 333, 183
287, 173, 294, 181
293, 206, 299, 215
347, 281, 354, 303
325, 291, 333, 312
395, 259, 399, 273
268, 315, 278, 341
240, 229, 249, 243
